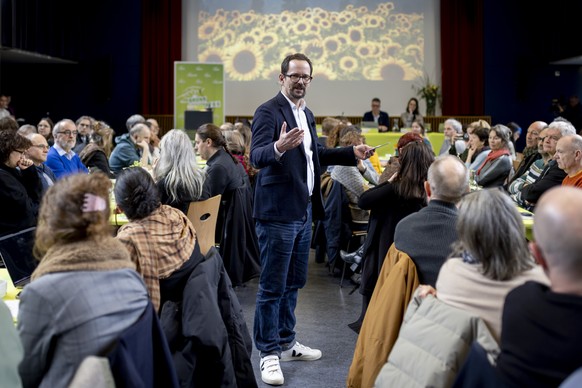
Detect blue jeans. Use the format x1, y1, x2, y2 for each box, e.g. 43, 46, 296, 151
254, 204, 312, 357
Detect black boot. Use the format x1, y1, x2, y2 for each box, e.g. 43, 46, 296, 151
340, 245, 364, 265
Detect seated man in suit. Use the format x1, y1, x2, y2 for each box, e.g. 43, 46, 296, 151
362, 98, 390, 132
394, 155, 468, 286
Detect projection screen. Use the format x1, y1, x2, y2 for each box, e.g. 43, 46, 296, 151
183, 1, 440, 118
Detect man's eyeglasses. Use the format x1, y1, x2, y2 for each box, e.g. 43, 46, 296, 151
78, 123, 92, 128
284, 74, 313, 84
57, 130, 78, 137
32, 144, 50, 150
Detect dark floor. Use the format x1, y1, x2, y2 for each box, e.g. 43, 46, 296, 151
235, 252, 361, 388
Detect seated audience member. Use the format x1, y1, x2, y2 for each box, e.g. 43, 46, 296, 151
418, 189, 548, 342
0, 299, 23, 387
17, 124, 37, 137
109, 122, 151, 174
508, 127, 550, 203
45, 119, 89, 179
345, 134, 434, 333
115, 167, 201, 312
79, 120, 115, 177
25, 133, 57, 194
515, 119, 576, 210
506, 121, 546, 187
474, 124, 513, 188
145, 117, 161, 160
37, 117, 55, 147
195, 123, 260, 286
73, 115, 94, 154
493, 186, 582, 387
234, 121, 252, 153
0, 130, 42, 236
440, 118, 465, 156
331, 131, 379, 221
464, 126, 491, 172
458, 119, 491, 162
394, 155, 468, 287
399, 97, 424, 128
505, 121, 521, 160
554, 134, 582, 187
410, 120, 432, 151
125, 113, 146, 132
153, 129, 209, 215
362, 97, 389, 132
0, 116, 18, 131
319, 116, 340, 147
223, 130, 252, 178
17, 173, 150, 387
516, 121, 545, 169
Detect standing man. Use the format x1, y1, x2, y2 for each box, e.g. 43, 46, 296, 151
250, 53, 373, 386
45, 119, 89, 179
362, 97, 390, 132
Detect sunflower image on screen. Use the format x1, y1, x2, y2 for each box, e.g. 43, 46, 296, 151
197, 2, 425, 81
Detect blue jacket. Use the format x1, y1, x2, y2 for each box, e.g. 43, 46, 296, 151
45, 147, 88, 179
109, 133, 141, 174
250, 92, 356, 222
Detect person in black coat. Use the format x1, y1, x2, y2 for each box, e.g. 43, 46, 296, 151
0, 130, 42, 236
362, 97, 390, 132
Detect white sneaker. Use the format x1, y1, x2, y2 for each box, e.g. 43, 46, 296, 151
280, 341, 322, 362
260, 355, 284, 386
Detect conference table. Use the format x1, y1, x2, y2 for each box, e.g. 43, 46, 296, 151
319, 129, 445, 156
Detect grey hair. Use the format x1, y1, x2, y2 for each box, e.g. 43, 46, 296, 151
548, 119, 576, 137
129, 123, 149, 137
126, 114, 146, 131
53, 119, 76, 137
427, 155, 468, 203
75, 116, 95, 127
18, 124, 37, 136
444, 118, 462, 134
451, 189, 534, 280
490, 124, 511, 146
153, 129, 206, 203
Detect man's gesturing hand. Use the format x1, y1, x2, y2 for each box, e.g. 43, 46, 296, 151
275, 121, 304, 153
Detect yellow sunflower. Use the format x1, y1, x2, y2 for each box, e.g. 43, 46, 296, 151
303, 41, 326, 62
347, 26, 365, 44
289, 20, 313, 36
320, 19, 332, 30
224, 43, 264, 81
355, 43, 377, 59
198, 48, 225, 64
198, 20, 219, 41
259, 32, 278, 49
323, 37, 341, 55
362, 64, 377, 80
339, 56, 359, 73
404, 44, 424, 65
238, 32, 257, 45
369, 58, 421, 81
336, 33, 349, 46
240, 11, 257, 24
363, 14, 385, 29
384, 43, 402, 57
312, 63, 337, 80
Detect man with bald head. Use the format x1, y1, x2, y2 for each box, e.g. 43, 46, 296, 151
25, 133, 57, 194
507, 121, 546, 185
494, 186, 582, 387
393, 155, 469, 286
109, 123, 151, 175
554, 134, 582, 188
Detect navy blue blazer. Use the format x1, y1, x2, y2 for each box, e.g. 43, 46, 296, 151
250, 92, 356, 222
362, 110, 390, 128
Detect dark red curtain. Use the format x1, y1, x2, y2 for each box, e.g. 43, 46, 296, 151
440, 0, 484, 115
141, 0, 182, 114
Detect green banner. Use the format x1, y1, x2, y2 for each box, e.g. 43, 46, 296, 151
174, 62, 224, 129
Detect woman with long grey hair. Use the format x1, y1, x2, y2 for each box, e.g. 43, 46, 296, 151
418, 188, 548, 342
153, 129, 209, 214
